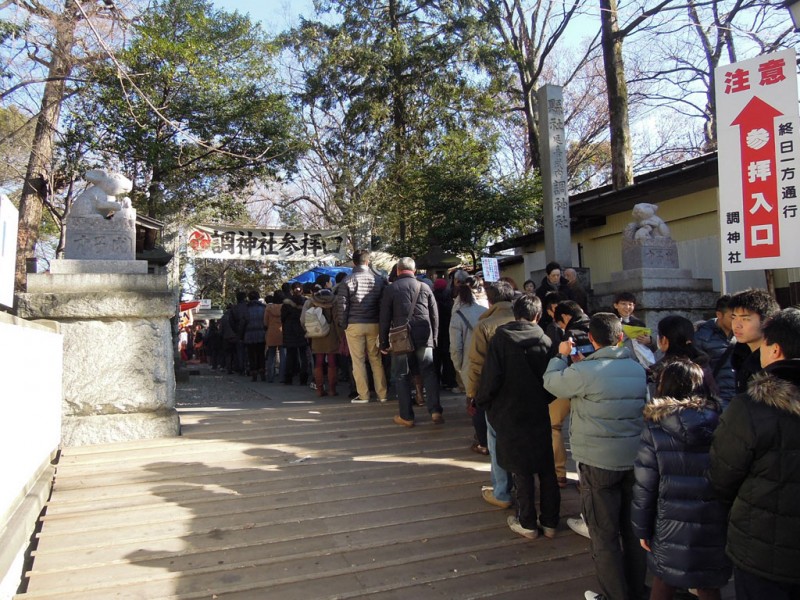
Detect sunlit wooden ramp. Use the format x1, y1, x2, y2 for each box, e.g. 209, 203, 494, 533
17, 369, 599, 599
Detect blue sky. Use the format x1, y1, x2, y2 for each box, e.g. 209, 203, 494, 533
212, 0, 314, 32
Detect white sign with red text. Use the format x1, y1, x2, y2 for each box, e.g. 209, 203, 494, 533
715, 49, 800, 272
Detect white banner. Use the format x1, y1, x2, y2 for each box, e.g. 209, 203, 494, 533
481, 257, 500, 282
0, 195, 18, 309
187, 226, 348, 262
715, 49, 800, 272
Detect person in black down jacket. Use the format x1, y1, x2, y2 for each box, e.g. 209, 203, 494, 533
694, 295, 736, 408
632, 358, 731, 600
711, 307, 800, 600
281, 282, 309, 385
242, 289, 266, 381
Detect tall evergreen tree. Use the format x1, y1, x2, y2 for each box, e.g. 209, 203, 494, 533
77, 0, 302, 222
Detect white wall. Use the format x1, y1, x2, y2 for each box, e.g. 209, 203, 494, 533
0, 314, 62, 598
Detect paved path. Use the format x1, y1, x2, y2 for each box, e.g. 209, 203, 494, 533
16, 365, 731, 599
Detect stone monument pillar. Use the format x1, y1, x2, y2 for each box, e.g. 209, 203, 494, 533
16, 169, 180, 446
593, 203, 718, 329
537, 85, 572, 267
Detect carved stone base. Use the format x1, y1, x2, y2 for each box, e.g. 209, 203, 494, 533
594, 267, 718, 331
622, 237, 679, 271
17, 270, 179, 447
62, 410, 180, 447
64, 212, 136, 261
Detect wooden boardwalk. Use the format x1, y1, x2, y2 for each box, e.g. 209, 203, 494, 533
16, 368, 698, 599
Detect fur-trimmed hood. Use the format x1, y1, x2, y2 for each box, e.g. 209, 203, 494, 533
644, 395, 720, 446
747, 359, 800, 417
284, 295, 305, 309
310, 289, 336, 309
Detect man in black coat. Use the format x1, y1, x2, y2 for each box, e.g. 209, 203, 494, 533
711, 307, 800, 600
476, 293, 558, 539
379, 257, 443, 427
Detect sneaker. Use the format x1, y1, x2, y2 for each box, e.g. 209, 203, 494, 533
393, 415, 415, 428
348, 391, 359, 400
481, 487, 512, 509
351, 398, 369, 404
568, 516, 591, 539
537, 520, 557, 539
584, 592, 605, 600
470, 443, 489, 455
431, 412, 445, 424
379, 398, 388, 403
507, 515, 539, 539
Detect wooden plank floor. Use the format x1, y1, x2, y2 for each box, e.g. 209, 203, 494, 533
16, 367, 731, 599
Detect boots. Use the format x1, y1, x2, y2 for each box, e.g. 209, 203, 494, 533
314, 365, 327, 397
327, 367, 338, 396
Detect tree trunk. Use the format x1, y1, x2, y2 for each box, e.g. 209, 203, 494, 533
14, 2, 77, 291
523, 82, 541, 172
599, 0, 633, 190
388, 0, 409, 241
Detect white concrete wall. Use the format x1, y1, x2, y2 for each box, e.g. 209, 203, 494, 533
0, 313, 62, 599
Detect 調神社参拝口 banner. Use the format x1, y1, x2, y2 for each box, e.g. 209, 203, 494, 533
187, 226, 348, 262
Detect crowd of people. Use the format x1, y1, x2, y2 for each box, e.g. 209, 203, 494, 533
183, 253, 800, 600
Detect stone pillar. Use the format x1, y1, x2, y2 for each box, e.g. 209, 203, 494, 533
537, 85, 572, 267
17, 260, 179, 446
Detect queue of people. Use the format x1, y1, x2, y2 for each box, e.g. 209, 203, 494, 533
187, 256, 799, 600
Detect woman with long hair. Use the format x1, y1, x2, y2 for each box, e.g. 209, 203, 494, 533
649, 315, 719, 397
449, 276, 489, 454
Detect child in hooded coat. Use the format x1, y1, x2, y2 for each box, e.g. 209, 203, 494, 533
632, 358, 732, 600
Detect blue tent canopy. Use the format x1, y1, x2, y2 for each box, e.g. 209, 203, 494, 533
288, 265, 352, 284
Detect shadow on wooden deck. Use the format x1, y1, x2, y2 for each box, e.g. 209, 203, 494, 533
16, 366, 732, 599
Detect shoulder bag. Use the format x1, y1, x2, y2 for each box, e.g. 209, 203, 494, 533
388, 282, 422, 354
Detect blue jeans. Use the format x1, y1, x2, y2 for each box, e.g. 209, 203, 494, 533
391, 346, 441, 420
487, 418, 512, 503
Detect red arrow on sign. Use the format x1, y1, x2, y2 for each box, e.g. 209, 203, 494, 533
731, 96, 783, 259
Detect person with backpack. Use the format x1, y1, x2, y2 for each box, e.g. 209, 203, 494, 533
303, 288, 341, 396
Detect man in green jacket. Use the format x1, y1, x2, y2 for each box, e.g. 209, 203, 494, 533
543, 313, 648, 600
